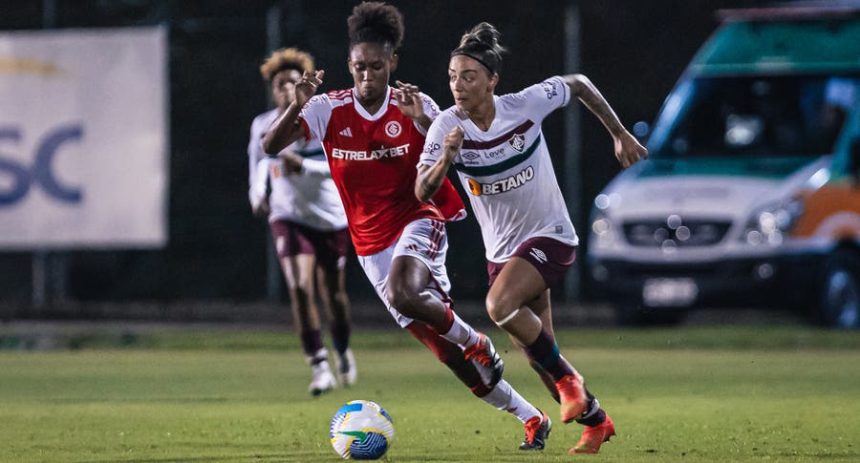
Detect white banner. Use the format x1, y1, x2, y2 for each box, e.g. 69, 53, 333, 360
0, 27, 167, 249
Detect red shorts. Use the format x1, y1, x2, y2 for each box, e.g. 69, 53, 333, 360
487, 236, 576, 288
270, 220, 350, 270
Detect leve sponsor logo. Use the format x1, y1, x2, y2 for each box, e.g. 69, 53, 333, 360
331, 144, 409, 161
467, 165, 534, 196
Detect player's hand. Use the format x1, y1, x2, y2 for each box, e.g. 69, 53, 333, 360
443, 126, 464, 162
295, 70, 324, 107
614, 131, 647, 168
280, 151, 304, 175
393, 80, 424, 120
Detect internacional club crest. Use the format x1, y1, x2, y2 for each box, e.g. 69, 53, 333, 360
385, 121, 402, 138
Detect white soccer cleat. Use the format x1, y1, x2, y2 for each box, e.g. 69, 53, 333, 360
309, 360, 337, 396
335, 348, 358, 387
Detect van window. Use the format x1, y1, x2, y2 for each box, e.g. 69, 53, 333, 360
651, 75, 858, 158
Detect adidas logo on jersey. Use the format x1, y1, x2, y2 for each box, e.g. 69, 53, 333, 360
529, 248, 547, 264
339, 127, 353, 137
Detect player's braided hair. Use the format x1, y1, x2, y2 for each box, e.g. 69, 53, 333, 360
347, 1, 404, 51
451, 22, 507, 75
259, 47, 315, 81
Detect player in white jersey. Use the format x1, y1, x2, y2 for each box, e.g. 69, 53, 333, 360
249, 48, 354, 396
417, 23, 647, 454
263, 2, 552, 451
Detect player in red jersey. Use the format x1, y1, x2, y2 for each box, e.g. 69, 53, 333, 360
263, 2, 550, 450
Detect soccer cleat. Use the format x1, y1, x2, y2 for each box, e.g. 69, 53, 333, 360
335, 348, 358, 387
309, 360, 337, 396
463, 333, 504, 387
519, 411, 552, 451
569, 414, 616, 455
556, 372, 588, 423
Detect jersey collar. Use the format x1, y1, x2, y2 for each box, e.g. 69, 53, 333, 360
351, 86, 392, 121
461, 94, 500, 134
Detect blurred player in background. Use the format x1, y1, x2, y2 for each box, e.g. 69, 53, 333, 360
264, 2, 553, 450
249, 48, 355, 396
417, 22, 647, 454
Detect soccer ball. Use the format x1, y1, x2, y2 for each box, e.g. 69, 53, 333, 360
329, 400, 394, 460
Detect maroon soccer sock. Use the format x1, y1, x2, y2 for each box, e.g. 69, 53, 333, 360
300, 329, 325, 363
524, 330, 574, 381
330, 322, 351, 356
527, 358, 561, 403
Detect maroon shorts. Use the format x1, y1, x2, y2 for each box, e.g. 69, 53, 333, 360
270, 220, 350, 270
487, 236, 577, 288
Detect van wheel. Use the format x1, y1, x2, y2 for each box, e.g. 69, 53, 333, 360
614, 300, 687, 326
817, 251, 860, 329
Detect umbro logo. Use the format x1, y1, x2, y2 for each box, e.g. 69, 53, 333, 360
529, 248, 547, 264
339, 127, 353, 137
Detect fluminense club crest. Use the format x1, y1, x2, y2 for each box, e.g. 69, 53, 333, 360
509, 133, 526, 152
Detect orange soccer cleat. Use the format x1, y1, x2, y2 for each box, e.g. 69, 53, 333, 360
569, 414, 616, 454
463, 333, 504, 387
519, 411, 552, 451
555, 372, 588, 423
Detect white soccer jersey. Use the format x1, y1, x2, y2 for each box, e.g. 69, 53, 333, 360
420, 76, 578, 262
248, 109, 347, 230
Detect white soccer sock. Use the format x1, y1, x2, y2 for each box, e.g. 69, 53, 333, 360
479, 379, 541, 424
441, 311, 480, 348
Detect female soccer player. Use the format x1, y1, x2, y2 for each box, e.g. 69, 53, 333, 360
248, 48, 354, 395
417, 22, 647, 454
263, 2, 550, 450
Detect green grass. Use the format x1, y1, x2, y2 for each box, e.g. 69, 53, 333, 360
1, 327, 859, 462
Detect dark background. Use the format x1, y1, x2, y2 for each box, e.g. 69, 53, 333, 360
0, 0, 771, 308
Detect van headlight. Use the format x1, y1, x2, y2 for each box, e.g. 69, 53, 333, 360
740, 199, 803, 246
590, 211, 618, 248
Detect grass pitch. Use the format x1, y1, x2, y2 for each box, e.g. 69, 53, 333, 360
1, 326, 859, 462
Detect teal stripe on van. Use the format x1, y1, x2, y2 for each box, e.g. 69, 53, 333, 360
637, 156, 815, 179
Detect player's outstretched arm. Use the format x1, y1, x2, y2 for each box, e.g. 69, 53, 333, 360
416, 126, 462, 202
262, 70, 324, 155
563, 73, 647, 168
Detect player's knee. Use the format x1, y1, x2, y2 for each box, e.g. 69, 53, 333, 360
333, 290, 349, 308
485, 294, 516, 324
386, 281, 422, 317
290, 286, 313, 308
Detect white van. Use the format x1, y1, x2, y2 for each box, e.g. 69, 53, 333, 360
587, 7, 860, 327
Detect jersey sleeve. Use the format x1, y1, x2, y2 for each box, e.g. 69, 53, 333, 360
298, 94, 333, 143
419, 112, 459, 168
247, 116, 267, 206
516, 75, 571, 121
413, 92, 442, 135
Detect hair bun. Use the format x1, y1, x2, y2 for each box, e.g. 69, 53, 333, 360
458, 22, 505, 55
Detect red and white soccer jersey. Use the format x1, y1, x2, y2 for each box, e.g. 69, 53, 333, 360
420, 76, 578, 263
300, 87, 465, 256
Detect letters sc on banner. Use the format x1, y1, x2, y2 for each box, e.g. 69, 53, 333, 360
0, 124, 83, 206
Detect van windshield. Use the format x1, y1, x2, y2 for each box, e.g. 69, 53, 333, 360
650, 75, 858, 158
